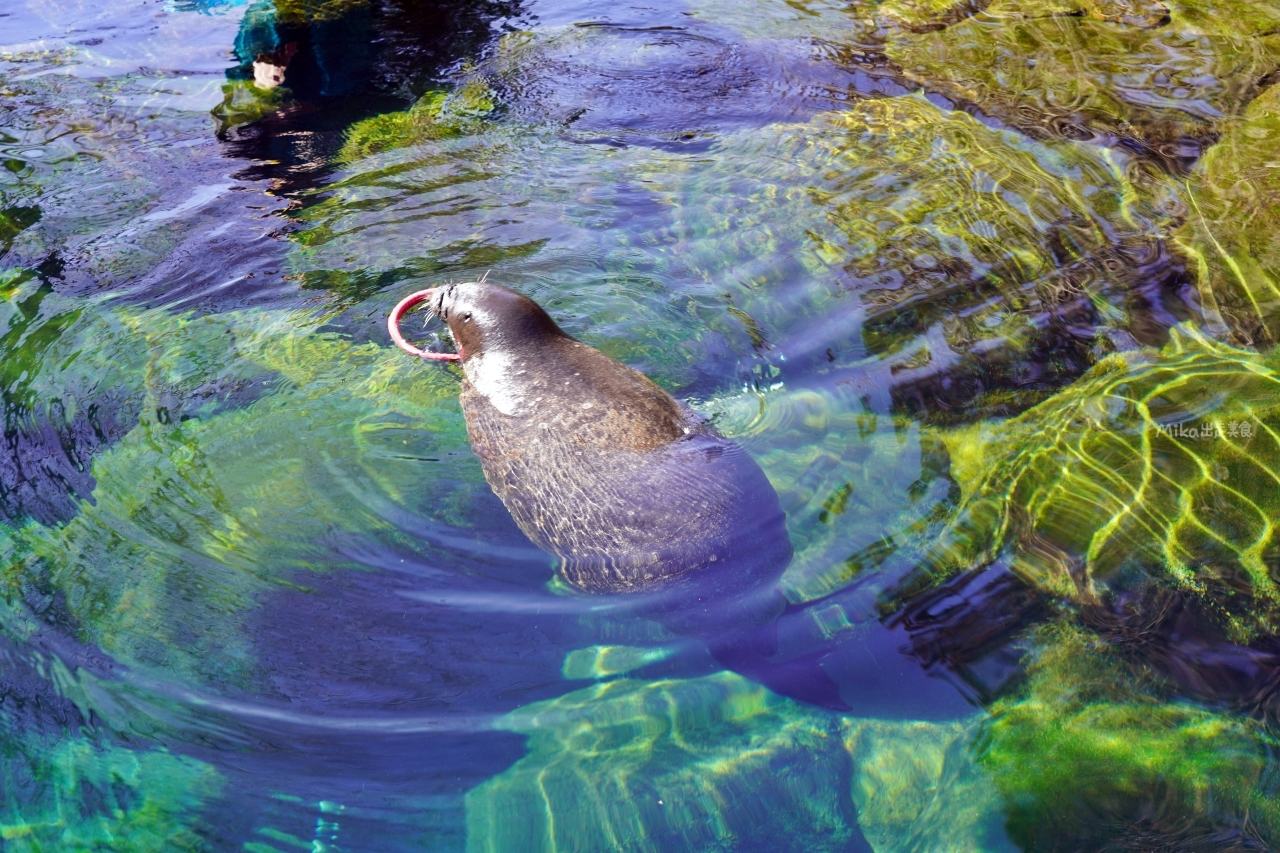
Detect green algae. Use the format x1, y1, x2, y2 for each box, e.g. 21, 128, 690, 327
0, 205, 40, 256
1176, 82, 1280, 346
467, 672, 1004, 853
885, 1, 1280, 148
979, 622, 1280, 849
269, 0, 370, 25
986, 0, 1170, 27
909, 326, 1280, 642
888, 0, 1171, 31
1164, 0, 1280, 38
878, 0, 984, 32
0, 273, 267, 443
338, 80, 499, 162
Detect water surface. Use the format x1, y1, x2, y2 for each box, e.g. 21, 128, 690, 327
3, 0, 1280, 849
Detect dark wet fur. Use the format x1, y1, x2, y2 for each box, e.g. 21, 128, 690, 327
435, 282, 793, 595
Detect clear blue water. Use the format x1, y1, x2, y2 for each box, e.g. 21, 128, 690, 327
3, 0, 1280, 849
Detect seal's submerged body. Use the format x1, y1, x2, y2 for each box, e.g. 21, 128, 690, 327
429, 282, 792, 595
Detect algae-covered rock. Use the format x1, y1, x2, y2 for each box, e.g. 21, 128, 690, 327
979, 622, 1280, 850
466, 672, 1004, 853
1164, 0, 1280, 38
0, 206, 40, 255
629, 93, 1176, 420
0, 273, 274, 526
878, 0, 982, 31
808, 94, 1171, 421
880, 0, 967, 30
914, 326, 1280, 642
0, 732, 221, 852
892, 0, 1171, 31
270, 0, 371, 25
991, 0, 1170, 27
1176, 82, 1280, 345
886, 2, 1280, 150
339, 80, 498, 161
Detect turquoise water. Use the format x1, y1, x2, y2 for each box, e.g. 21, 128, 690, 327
3, 0, 1280, 849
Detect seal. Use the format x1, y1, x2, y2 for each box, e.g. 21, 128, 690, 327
393, 283, 972, 718
425, 281, 793, 595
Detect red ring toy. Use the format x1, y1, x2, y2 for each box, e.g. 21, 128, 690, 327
387, 288, 462, 361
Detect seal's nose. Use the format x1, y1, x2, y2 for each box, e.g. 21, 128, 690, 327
387, 288, 462, 362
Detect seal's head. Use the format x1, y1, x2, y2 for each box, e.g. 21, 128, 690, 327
431, 282, 569, 361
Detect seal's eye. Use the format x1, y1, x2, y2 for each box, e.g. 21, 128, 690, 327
463, 312, 473, 322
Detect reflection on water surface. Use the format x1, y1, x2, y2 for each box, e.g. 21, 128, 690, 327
3, 0, 1280, 848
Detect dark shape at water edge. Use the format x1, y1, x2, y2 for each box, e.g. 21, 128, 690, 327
227, 0, 523, 102
217, 0, 525, 197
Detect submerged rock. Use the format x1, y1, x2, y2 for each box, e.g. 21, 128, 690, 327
885, 0, 1280, 158
801, 94, 1183, 422
702, 385, 954, 603
882, 0, 1171, 32
844, 716, 1006, 853
877, 0, 986, 32
905, 326, 1280, 643
993, 0, 1171, 27
465, 672, 1003, 853
211, 80, 290, 131
1175, 82, 1280, 346
0, 273, 276, 526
